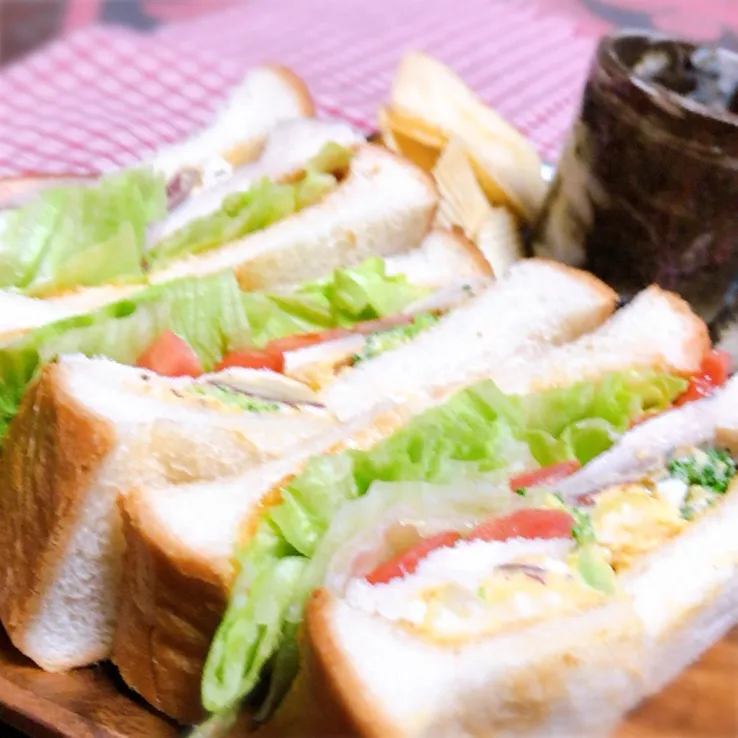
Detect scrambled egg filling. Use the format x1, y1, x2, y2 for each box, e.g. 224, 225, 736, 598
587, 446, 736, 572
366, 446, 736, 643
405, 550, 610, 643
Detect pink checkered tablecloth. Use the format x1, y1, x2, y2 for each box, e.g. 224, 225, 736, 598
0, 0, 600, 177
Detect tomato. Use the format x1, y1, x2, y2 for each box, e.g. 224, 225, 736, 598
364, 531, 462, 585
467, 508, 574, 542
136, 331, 203, 378
508, 460, 581, 491
265, 328, 351, 354
675, 349, 732, 407
701, 348, 731, 386
674, 376, 713, 407
215, 349, 284, 373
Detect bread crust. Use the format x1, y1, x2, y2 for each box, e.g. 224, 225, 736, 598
0, 174, 94, 209
0, 363, 116, 667
303, 589, 401, 738
114, 489, 231, 723
267, 65, 316, 117
443, 226, 495, 278
112, 405, 413, 723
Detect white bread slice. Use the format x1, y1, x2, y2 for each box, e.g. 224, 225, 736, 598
383, 228, 493, 285
0, 356, 339, 673
319, 259, 618, 420
302, 587, 643, 738
0, 175, 94, 210
154, 118, 366, 243
479, 285, 709, 396
148, 66, 314, 182
148, 145, 439, 290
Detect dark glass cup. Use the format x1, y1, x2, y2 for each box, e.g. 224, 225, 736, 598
533, 30, 738, 323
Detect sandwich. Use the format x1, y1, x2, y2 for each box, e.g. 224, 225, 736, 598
111, 277, 707, 723
0, 258, 612, 680
0, 140, 437, 329
0, 227, 494, 440
303, 365, 738, 738
0, 355, 410, 673
146, 65, 315, 185
0, 116, 368, 343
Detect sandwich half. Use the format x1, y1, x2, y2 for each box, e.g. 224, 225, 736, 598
0, 356, 356, 672
0, 227, 492, 442
0, 138, 436, 341
111, 277, 702, 723
305, 371, 738, 738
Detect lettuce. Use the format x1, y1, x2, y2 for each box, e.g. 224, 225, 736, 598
200, 370, 688, 716
0, 168, 166, 296
0, 256, 430, 448
0, 272, 251, 443
243, 257, 429, 347
147, 143, 354, 269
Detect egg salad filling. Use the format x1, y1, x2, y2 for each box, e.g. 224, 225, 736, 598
344, 445, 737, 644
346, 534, 615, 644
568, 445, 737, 572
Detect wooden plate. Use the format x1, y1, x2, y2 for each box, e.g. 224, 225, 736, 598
0, 626, 735, 737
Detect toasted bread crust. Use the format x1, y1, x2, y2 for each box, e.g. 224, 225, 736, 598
268, 65, 316, 117
653, 287, 711, 374
113, 405, 413, 722
0, 363, 116, 662
445, 226, 495, 278
304, 589, 400, 738
114, 489, 233, 724
0, 174, 94, 209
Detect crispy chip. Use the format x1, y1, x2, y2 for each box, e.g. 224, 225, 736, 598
476, 207, 524, 277
433, 137, 492, 238
391, 51, 546, 222
379, 104, 445, 173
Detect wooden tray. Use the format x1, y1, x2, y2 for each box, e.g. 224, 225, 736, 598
0, 626, 735, 738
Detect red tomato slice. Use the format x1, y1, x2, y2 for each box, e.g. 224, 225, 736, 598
675, 349, 732, 407
675, 376, 713, 407
265, 328, 351, 354
136, 331, 203, 378
700, 348, 731, 386
467, 508, 574, 542
365, 531, 462, 585
508, 460, 581, 491
215, 349, 284, 373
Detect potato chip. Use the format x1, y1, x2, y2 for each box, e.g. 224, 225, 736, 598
391, 51, 546, 222
433, 137, 492, 238
433, 138, 523, 275
476, 206, 524, 277
379, 105, 445, 173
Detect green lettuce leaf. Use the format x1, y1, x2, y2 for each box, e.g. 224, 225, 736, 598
242, 257, 430, 347
147, 143, 354, 269
0, 168, 166, 296
0, 272, 252, 443
200, 370, 688, 717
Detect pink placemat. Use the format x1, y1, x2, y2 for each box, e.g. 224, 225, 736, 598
0, 0, 599, 177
